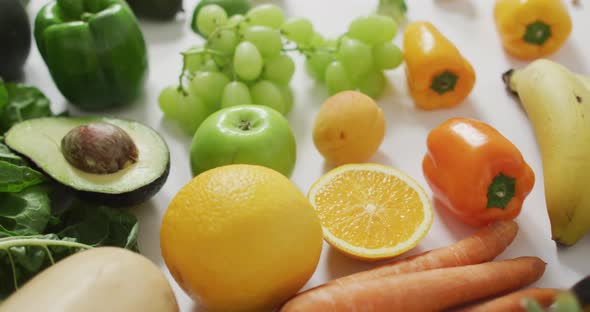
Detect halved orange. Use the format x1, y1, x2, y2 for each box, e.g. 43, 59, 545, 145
308, 163, 433, 261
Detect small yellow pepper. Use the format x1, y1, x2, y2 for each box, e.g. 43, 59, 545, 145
494, 0, 572, 60
403, 21, 476, 110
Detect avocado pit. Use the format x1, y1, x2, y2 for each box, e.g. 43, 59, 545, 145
61, 122, 139, 174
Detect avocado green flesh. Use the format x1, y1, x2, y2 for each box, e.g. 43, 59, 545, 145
5, 117, 169, 195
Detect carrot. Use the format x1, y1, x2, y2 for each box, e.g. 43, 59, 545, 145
280, 256, 546, 312
330, 220, 519, 287
456, 288, 558, 312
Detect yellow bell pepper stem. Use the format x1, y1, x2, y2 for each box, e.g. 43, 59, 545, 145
403, 21, 476, 110
494, 0, 572, 60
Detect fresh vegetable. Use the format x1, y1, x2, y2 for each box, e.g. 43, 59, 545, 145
5, 117, 170, 206
0, 0, 31, 80
191, 0, 251, 36
326, 220, 519, 287
127, 0, 183, 20
423, 118, 535, 226
503, 60, 590, 245
313, 91, 385, 165
0, 81, 52, 133
161, 164, 322, 312
280, 257, 546, 312
377, 0, 407, 24
0, 247, 179, 312
459, 288, 558, 312
403, 21, 475, 110
34, 0, 148, 110
190, 105, 296, 177
494, 0, 572, 60
308, 163, 432, 261
0, 141, 140, 298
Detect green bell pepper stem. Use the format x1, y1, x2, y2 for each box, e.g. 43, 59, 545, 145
34, 0, 147, 110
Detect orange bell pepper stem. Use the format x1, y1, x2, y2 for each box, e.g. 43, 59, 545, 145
422, 118, 535, 227
403, 21, 475, 110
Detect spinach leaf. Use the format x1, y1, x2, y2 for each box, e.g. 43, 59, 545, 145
0, 82, 52, 133
47, 200, 140, 252
0, 142, 26, 166
0, 185, 51, 237
0, 234, 92, 299
0, 160, 46, 193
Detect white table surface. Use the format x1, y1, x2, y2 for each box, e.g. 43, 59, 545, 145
21, 0, 590, 310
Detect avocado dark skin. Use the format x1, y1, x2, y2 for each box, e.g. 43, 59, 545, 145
127, 0, 183, 21
0, 0, 31, 80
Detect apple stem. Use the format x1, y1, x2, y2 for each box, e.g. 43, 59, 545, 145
239, 120, 252, 131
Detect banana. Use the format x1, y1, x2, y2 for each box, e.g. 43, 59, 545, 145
504, 59, 590, 245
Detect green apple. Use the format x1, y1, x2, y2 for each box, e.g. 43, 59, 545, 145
190, 105, 296, 176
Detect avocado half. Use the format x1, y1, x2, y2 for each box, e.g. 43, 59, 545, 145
5, 117, 170, 206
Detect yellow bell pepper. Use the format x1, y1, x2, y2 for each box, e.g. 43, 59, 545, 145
494, 0, 572, 60
403, 21, 476, 110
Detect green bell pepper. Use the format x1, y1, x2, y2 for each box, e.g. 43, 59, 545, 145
34, 0, 148, 110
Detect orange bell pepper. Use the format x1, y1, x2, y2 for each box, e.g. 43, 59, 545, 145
494, 0, 572, 60
403, 21, 475, 110
422, 118, 535, 227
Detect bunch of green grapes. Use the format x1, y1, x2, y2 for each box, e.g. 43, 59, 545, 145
159, 4, 297, 134
305, 15, 403, 98
159, 4, 403, 134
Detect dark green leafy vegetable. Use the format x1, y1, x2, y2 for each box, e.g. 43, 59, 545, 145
0, 234, 92, 299
0, 185, 51, 236
0, 161, 46, 193
0, 142, 26, 166
0, 82, 52, 133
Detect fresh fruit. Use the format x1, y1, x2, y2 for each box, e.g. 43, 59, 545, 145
160, 164, 323, 312
281, 17, 314, 44
0, 248, 179, 312
313, 91, 385, 165
5, 117, 170, 206
191, 0, 251, 36
234, 41, 264, 81
503, 59, 590, 245
196, 4, 228, 37
158, 85, 210, 135
0, 0, 31, 81
247, 4, 285, 29
308, 163, 433, 261
190, 105, 296, 177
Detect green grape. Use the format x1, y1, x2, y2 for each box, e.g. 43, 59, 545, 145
348, 15, 397, 45
306, 50, 336, 82
277, 84, 294, 115
281, 17, 314, 44
209, 29, 239, 53
359, 70, 386, 99
201, 58, 220, 72
246, 4, 285, 29
250, 80, 285, 114
325, 61, 355, 95
189, 71, 230, 112
196, 5, 228, 37
221, 65, 234, 80
243, 26, 283, 58
158, 85, 181, 119
262, 54, 295, 84
234, 41, 264, 81
221, 81, 252, 108
176, 91, 210, 135
337, 37, 373, 77
227, 14, 246, 27
184, 52, 205, 72
310, 32, 325, 47
373, 41, 403, 70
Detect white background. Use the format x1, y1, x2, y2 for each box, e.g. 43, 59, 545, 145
21, 0, 590, 311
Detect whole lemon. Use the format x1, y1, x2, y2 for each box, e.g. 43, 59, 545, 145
160, 164, 323, 312
313, 91, 386, 165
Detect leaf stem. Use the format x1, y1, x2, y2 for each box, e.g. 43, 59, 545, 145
0, 237, 93, 251
5, 249, 18, 290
